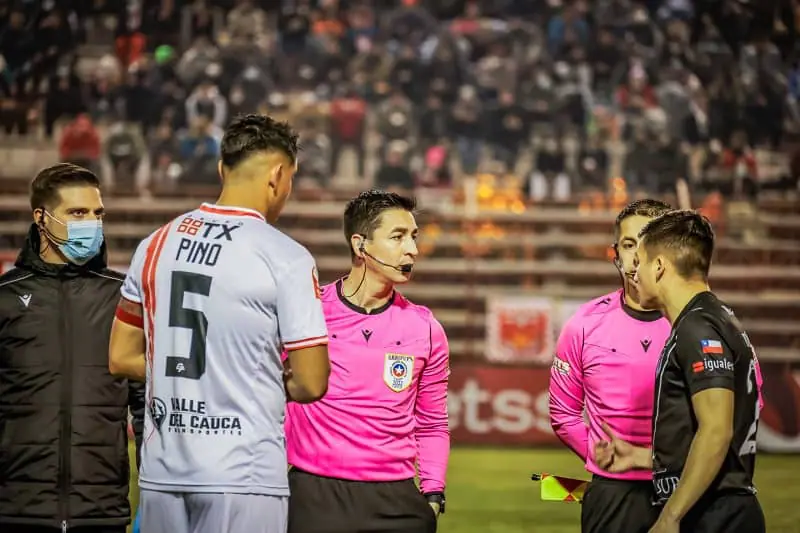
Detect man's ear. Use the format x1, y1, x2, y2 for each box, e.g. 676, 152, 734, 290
350, 234, 365, 259
217, 160, 224, 182
654, 255, 666, 283
269, 163, 284, 190
32, 208, 44, 225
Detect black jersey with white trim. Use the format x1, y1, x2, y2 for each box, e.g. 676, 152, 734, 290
651, 291, 762, 504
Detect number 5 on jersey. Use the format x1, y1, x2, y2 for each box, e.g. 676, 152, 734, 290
167, 271, 212, 380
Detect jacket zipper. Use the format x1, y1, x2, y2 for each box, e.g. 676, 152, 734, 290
58, 281, 72, 531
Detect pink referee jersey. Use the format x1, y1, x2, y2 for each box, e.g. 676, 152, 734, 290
285, 280, 450, 493
549, 289, 671, 481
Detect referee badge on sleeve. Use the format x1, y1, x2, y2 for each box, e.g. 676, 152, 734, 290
384, 353, 415, 392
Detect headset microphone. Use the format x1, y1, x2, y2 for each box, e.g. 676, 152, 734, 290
360, 243, 414, 273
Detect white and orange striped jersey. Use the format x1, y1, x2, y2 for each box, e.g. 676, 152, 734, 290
120, 203, 327, 496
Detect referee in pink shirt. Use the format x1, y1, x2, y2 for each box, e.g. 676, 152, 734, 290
285, 190, 450, 533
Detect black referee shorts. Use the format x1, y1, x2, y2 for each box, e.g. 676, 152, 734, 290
288, 468, 437, 533
680, 492, 765, 533
581, 475, 659, 533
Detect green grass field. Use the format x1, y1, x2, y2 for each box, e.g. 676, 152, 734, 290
127, 445, 800, 532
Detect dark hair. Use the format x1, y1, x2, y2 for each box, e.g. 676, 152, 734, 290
639, 210, 715, 280
343, 190, 416, 258
220, 114, 299, 169
30, 163, 101, 210
614, 198, 673, 241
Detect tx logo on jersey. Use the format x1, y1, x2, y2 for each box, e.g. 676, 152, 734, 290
640, 338, 652, 352
177, 217, 241, 241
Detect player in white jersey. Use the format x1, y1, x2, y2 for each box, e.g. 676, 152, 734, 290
108, 114, 331, 533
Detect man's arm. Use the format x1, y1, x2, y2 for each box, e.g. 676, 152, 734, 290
109, 297, 146, 380
277, 255, 330, 403
415, 317, 450, 499
548, 316, 589, 461
660, 323, 736, 523
285, 345, 330, 403
109, 239, 148, 381
128, 380, 145, 469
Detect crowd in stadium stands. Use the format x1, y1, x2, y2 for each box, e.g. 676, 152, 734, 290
1, 0, 799, 200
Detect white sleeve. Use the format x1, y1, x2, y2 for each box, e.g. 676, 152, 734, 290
120, 237, 150, 304
276, 251, 328, 351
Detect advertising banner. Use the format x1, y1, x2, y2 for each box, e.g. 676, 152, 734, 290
485, 296, 554, 365
449, 363, 800, 452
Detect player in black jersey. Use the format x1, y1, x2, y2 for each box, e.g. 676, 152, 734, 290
595, 210, 765, 533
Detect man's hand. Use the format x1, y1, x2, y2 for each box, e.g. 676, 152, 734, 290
600, 423, 651, 473
648, 514, 680, 533
593, 439, 614, 470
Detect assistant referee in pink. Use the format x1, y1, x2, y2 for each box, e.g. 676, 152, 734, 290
285, 190, 450, 533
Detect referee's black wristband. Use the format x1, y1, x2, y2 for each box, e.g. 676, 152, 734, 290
424, 492, 445, 514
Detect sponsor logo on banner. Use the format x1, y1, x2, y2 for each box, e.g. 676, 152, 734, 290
486, 296, 554, 365
448, 365, 558, 445
384, 353, 414, 392
446, 362, 800, 450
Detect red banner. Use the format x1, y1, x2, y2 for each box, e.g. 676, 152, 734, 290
448, 365, 559, 445
448, 363, 800, 452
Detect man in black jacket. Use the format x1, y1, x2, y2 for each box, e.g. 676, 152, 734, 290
0, 163, 144, 533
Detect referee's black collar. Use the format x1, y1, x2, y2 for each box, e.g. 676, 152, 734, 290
336, 278, 395, 315
620, 291, 663, 322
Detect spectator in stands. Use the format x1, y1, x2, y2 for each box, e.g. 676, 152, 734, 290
185, 78, 228, 129
0, 10, 34, 83
101, 120, 149, 194
375, 142, 415, 193
177, 114, 221, 185
418, 93, 448, 155
616, 64, 659, 115
123, 67, 159, 135
59, 113, 101, 173
520, 67, 557, 132
589, 26, 623, 97
418, 143, 452, 190
143, 0, 180, 48
451, 84, 484, 176
717, 129, 760, 198
226, 0, 269, 49
148, 120, 181, 192
0, 80, 33, 136
279, 0, 313, 55
115, 0, 147, 67
375, 89, 414, 158
228, 65, 273, 115
490, 91, 530, 172
330, 86, 368, 178
349, 38, 392, 101
577, 132, 610, 191
44, 68, 85, 138
547, 2, 590, 58
528, 137, 570, 201
297, 117, 332, 186
176, 36, 221, 88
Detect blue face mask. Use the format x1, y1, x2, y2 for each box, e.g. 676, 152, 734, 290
45, 212, 104, 265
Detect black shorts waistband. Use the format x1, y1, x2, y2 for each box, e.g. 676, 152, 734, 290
289, 466, 415, 486
591, 474, 654, 488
